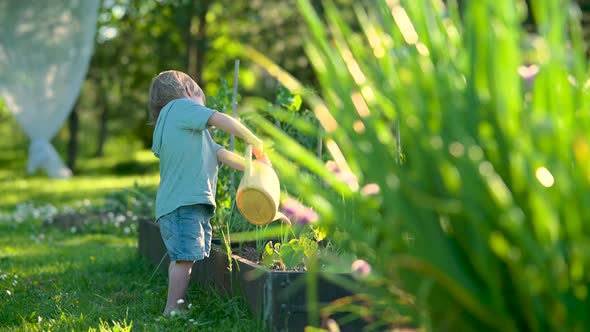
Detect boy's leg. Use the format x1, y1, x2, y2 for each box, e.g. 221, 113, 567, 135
163, 260, 194, 314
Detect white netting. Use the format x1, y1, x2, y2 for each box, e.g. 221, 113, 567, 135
0, 0, 100, 178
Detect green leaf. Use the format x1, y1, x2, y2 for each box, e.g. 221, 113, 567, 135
262, 241, 276, 268
280, 239, 305, 269
289, 94, 303, 112
301, 237, 318, 259
312, 225, 327, 242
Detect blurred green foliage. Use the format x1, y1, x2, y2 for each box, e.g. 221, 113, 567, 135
6, 0, 590, 330
246, 0, 590, 330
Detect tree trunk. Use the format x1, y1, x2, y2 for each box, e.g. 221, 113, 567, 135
186, 0, 212, 88
186, 11, 198, 80
95, 105, 108, 157
67, 99, 80, 173
194, 1, 210, 88
95, 81, 108, 157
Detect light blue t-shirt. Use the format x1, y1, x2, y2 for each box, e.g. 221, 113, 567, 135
151, 98, 224, 220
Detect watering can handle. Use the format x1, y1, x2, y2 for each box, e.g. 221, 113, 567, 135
245, 144, 253, 177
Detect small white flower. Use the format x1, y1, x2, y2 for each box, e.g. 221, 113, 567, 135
0, 274, 7, 280
13, 275, 17, 279
188, 303, 193, 309
123, 227, 131, 234
38, 316, 42, 323
170, 311, 178, 316
189, 319, 195, 323
176, 299, 185, 304
6, 290, 11, 296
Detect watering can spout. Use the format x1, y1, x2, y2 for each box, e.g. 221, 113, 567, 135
275, 212, 292, 226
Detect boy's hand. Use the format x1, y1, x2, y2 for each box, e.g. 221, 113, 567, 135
254, 156, 272, 167
251, 138, 264, 153
252, 147, 265, 159
252, 148, 272, 167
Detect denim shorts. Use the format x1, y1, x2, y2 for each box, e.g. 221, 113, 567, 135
157, 204, 214, 261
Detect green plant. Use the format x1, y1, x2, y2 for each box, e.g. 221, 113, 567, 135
207, 79, 260, 237
208, 78, 327, 267
246, 0, 590, 331
102, 183, 155, 220
209, 80, 324, 238
262, 236, 319, 270
272, 85, 321, 153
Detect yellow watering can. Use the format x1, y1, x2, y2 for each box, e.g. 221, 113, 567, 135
236, 145, 291, 226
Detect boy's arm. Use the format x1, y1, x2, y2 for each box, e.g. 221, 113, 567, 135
208, 112, 263, 150
216, 148, 273, 171
216, 148, 245, 171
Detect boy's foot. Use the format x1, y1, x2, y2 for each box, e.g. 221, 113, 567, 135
163, 308, 188, 317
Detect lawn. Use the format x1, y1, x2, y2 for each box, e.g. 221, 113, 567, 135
0, 149, 160, 211
0, 149, 262, 331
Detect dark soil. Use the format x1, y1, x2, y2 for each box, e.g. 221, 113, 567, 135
232, 245, 261, 264
230, 242, 307, 272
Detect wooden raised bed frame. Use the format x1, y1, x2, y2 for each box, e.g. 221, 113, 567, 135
138, 220, 364, 332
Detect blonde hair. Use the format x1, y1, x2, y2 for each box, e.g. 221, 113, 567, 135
148, 70, 205, 124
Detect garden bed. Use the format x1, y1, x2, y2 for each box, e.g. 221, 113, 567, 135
138, 219, 365, 332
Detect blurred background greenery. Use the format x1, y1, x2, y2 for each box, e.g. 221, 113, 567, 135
0, 0, 372, 173
5, 0, 590, 331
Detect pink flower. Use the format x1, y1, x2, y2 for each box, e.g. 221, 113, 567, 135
325, 161, 359, 190
351, 259, 371, 279
518, 64, 538, 89
280, 197, 319, 225
325, 160, 340, 173
361, 183, 380, 196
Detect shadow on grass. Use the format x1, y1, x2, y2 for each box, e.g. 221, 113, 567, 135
76, 157, 159, 176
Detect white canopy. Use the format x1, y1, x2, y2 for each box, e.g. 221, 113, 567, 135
0, 0, 100, 178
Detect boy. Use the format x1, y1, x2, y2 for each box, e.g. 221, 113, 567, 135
148, 70, 267, 315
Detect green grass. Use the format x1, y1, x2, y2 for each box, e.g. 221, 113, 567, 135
0, 222, 261, 331
0, 148, 262, 331
0, 150, 160, 212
